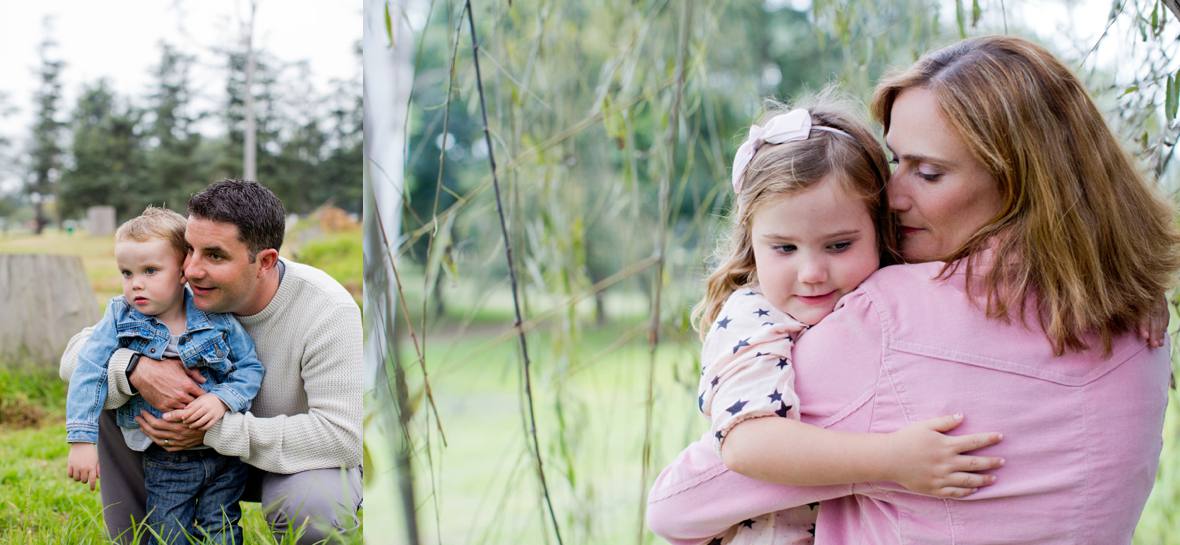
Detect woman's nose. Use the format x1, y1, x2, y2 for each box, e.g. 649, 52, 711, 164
887, 174, 911, 212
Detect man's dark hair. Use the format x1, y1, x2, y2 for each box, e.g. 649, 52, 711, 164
187, 179, 285, 260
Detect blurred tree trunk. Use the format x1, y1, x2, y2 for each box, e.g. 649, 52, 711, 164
29, 19, 64, 235
242, 0, 258, 181
363, 0, 418, 544
585, 236, 608, 326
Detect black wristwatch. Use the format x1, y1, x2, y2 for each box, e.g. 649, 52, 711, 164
125, 353, 142, 394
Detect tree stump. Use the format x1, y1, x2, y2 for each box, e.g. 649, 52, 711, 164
0, 254, 100, 367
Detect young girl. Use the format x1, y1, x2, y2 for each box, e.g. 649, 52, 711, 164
692, 99, 1003, 544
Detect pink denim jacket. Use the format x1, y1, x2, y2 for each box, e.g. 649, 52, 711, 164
648, 260, 1170, 545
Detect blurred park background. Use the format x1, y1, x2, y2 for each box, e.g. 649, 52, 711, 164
0, 1, 361, 543
368, 1, 1180, 545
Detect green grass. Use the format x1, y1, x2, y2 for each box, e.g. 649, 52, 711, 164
0, 366, 362, 544
293, 229, 361, 301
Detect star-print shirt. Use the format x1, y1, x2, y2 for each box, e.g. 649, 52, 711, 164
697, 287, 814, 545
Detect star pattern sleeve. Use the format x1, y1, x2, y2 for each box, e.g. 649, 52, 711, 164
698, 288, 808, 452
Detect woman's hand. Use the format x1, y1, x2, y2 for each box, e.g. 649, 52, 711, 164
1136, 296, 1170, 349
882, 414, 1004, 498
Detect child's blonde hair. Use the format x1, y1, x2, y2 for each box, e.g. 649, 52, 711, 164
115, 206, 189, 262
692, 93, 899, 338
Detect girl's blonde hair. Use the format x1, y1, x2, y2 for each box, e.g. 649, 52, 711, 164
871, 35, 1180, 354
115, 206, 189, 263
692, 94, 898, 338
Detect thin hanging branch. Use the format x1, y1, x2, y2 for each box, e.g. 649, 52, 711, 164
462, 2, 565, 545
637, 2, 693, 543
418, 2, 467, 378
375, 190, 448, 446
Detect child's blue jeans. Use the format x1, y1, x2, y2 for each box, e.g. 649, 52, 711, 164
144, 445, 248, 545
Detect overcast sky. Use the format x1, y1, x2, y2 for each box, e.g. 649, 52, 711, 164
0, 0, 360, 191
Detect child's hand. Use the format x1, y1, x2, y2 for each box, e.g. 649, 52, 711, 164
171, 393, 229, 431
67, 443, 100, 491
1137, 296, 1169, 349
883, 414, 1004, 498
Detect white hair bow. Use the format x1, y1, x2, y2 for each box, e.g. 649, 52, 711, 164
730, 108, 847, 193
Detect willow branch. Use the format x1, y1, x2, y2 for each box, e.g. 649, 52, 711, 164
463, 2, 565, 544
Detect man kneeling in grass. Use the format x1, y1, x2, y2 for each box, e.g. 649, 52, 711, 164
61, 179, 363, 544
66, 206, 264, 545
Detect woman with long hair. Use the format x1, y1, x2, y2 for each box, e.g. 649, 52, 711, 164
648, 35, 1180, 544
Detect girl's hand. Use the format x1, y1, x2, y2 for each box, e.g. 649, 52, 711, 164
882, 414, 1004, 498
1137, 296, 1169, 349
67, 443, 100, 491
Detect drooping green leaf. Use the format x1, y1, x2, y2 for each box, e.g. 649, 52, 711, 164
971, 0, 982, 27
1165, 74, 1176, 122
1151, 0, 1159, 36
384, 1, 394, 47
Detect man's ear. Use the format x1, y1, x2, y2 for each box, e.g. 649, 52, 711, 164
256, 248, 280, 273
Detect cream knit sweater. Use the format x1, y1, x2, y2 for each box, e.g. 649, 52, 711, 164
60, 259, 363, 474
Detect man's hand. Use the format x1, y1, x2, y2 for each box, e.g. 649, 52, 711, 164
136, 410, 207, 452
166, 393, 230, 431
130, 357, 206, 411
67, 443, 100, 491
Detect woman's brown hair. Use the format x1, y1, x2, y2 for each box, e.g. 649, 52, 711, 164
872, 35, 1180, 354
693, 93, 899, 337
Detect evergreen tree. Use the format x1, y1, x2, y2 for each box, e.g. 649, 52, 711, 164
27, 21, 65, 234
58, 80, 145, 221
272, 62, 327, 213
0, 91, 14, 158
143, 42, 206, 210
216, 47, 282, 191
315, 43, 363, 214
0, 91, 16, 188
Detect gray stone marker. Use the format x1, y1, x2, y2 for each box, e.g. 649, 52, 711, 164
86, 206, 117, 236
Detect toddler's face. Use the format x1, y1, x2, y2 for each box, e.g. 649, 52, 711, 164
114, 238, 186, 318
750, 175, 879, 325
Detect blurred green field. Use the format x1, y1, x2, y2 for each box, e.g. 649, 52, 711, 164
366, 321, 703, 545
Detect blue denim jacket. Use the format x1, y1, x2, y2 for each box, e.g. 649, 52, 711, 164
65, 289, 264, 443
